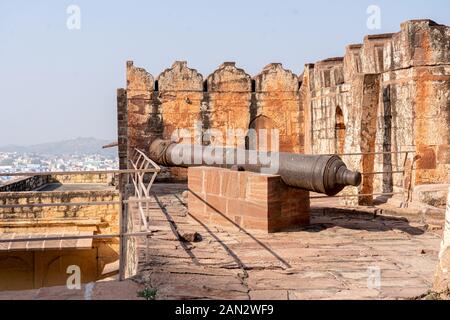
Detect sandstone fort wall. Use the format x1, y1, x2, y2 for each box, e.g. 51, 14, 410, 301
119, 19, 450, 202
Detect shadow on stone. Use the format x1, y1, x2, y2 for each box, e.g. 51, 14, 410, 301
305, 210, 425, 236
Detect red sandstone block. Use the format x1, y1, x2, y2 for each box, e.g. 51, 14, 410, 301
268, 221, 288, 233
269, 220, 290, 233
220, 170, 240, 198
437, 144, 450, 163
188, 167, 204, 193
205, 194, 227, 216
189, 189, 206, 200
227, 199, 268, 218
188, 166, 310, 233
204, 168, 222, 195
281, 202, 310, 218
267, 200, 282, 218
238, 172, 249, 199
233, 215, 243, 228
290, 214, 310, 225
246, 175, 269, 201
267, 178, 282, 198
279, 188, 309, 212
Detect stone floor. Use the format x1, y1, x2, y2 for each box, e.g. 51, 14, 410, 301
0, 183, 443, 300
133, 183, 443, 300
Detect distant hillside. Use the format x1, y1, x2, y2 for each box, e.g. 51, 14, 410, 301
0, 137, 117, 157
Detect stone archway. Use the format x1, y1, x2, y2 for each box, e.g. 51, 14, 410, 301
335, 106, 346, 154
0, 254, 33, 290
246, 115, 277, 152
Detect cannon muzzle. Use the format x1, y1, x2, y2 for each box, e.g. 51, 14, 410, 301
149, 139, 361, 196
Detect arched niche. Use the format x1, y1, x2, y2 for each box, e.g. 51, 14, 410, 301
246, 115, 277, 152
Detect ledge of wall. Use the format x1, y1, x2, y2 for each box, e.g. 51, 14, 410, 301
0, 176, 50, 192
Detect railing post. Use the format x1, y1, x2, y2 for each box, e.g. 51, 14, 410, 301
118, 189, 126, 280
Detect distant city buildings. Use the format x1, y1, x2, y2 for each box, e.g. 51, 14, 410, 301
0, 152, 118, 184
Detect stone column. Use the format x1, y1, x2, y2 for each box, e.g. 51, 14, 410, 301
433, 187, 450, 293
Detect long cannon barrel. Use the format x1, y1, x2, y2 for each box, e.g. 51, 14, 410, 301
148, 139, 361, 196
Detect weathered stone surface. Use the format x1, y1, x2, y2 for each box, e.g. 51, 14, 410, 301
113, 21, 450, 301
0, 175, 50, 192
122, 60, 303, 181
121, 19, 449, 192
126, 61, 154, 154
361, 34, 394, 74
0, 189, 119, 232
4, 184, 439, 299
158, 61, 203, 143
343, 44, 363, 82
207, 62, 251, 148
0, 187, 120, 291
300, 19, 450, 204
254, 63, 301, 153
413, 184, 450, 207
117, 88, 128, 172
135, 184, 440, 300
385, 20, 450, 71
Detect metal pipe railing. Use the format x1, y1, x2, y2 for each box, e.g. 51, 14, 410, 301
361, 170, 404, 175
0, 168, 158, 177
310, 192, 403, 199
0, 231, 154, 244
0, 198, 154, 209
318, 150, 415, 157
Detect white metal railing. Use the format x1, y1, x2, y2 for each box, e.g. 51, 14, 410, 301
128, 148, 161, 232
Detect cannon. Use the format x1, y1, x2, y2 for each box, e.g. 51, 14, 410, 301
148, 139, 361, 196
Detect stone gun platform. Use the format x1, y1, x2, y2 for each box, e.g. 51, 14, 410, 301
187, 167, 310, 233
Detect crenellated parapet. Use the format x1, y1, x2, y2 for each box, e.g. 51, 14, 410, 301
253, 63, 301, 152
254, 63, 299, 92
206, 62, 252, 148
158, 61, 203, 92
343, 44, 363, 82
207, 62, 251, 93
310, 57, 344, 91
386, 19, 450, 71
119, 60, 304, 179
361, 33, 394, 74
126, 61, 154, 98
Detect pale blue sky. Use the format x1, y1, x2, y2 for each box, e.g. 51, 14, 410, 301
0, 0, 449, 145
